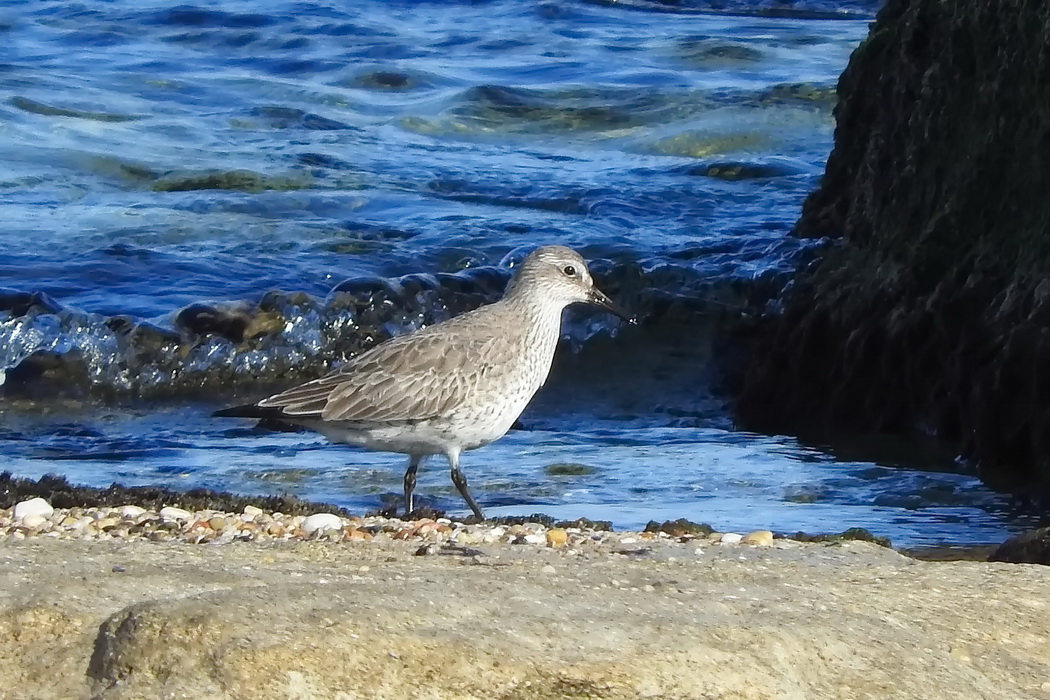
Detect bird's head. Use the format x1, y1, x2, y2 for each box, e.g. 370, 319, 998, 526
507, 245, 634, 323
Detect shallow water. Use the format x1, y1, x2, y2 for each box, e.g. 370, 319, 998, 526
1, 0, 1039, 546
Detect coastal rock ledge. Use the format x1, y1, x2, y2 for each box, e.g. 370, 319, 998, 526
2, 539, 1048, 699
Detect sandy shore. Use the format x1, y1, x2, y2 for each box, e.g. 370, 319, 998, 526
2, 528, 1049, 699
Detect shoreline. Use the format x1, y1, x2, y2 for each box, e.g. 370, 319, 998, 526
0, 471, 1006, 561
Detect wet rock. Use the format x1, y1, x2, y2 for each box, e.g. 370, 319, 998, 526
326, 275, 405, 310
790, 528, 892, 549
1, 349, 90, 391
174, 302, 255, 342
644, 518, 713, 537
258, 290, 318, 314
0, 289, 63, 317
554, 517, 613, 532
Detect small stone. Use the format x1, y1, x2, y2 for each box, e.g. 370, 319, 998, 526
347, 529, 373, 541
741, 530, 774, 546
541, 565, 556, 575
96, 517, 121, 531
243, 505, 263, 517
160, 506, 192, 521
302, 513, 343, 535
522, 533, 545, 545
454, 531, 478, 545
14, 498, 53, 520
21, 513, 47, 530
720, 532, 744, 544
546, 528, 569, 548
120, 505, 146, 519
208, 516, 227, 531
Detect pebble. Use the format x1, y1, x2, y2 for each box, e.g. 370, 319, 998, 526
301, 513, 343, 535
541, 565, 556, 575
21, 513, 48, 530
741, 530, 774, 546
546, 528, 569, 548
120, 505, 147, 519
159, 506, 193, 521
14, 498, 54, 520
0, 501, 802, 560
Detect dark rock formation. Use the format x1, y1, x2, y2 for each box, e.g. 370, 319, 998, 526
737, 0, 1050, 488
989, 526, 1050, 565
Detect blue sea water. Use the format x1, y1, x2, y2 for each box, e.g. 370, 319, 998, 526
0, 0, 1038, 546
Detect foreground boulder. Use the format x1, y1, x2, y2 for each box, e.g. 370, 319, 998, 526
1, 539, 1048, 699
738, 0, 1050, 488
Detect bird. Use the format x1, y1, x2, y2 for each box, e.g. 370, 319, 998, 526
214, 245, 634, 520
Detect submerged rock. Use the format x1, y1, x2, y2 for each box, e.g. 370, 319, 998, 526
738, 0, 1050, 493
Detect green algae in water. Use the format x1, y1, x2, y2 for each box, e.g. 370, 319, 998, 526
8, 96, 141, 123
544, 462, 598, 476
151, 170, 313, 193
652, 131, 770, 158
676, 38, 765, 68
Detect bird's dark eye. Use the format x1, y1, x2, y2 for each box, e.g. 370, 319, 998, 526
563, 265, 577, 277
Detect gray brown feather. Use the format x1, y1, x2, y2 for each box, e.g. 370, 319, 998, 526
256, 304, 526, 424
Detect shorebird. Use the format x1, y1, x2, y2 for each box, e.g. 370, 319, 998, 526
215, 245, 633, 520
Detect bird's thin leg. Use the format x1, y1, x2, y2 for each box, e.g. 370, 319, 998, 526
404, 455, 422, 517
447, 449, 484, 521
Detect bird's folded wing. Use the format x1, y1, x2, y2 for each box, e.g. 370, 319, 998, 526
257, 330, 509, 423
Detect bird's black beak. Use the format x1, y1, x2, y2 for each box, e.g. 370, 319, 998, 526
588, 288, 636, 324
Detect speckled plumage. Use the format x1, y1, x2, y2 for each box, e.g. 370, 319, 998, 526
216, 245, 632, 519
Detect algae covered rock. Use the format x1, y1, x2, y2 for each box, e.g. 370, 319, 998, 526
738, 0, 1050, 488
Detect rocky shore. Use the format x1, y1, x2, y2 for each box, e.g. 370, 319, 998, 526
1, 491, 1048, 699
